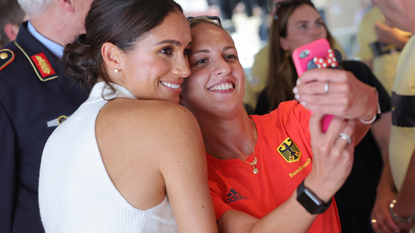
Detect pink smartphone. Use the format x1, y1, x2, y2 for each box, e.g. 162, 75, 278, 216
292, 38, 335, 132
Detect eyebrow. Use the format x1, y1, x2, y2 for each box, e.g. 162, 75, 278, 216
223, 45, 236, 51
156, 40, 192, 47
295, 20, 309, 26
192, 49, 209, 55
192, 46, 236, 55
295, 17, 323, 26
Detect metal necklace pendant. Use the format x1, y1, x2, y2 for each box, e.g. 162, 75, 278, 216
248, 119, 259, 174
244, 152, 258, 174
250, 157, 257, 166
207, 118, 260, 174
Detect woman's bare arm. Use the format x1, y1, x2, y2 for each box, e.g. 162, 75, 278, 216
97, 98, 217, 233
217, 115, 355, 233
157, 104, 218, 233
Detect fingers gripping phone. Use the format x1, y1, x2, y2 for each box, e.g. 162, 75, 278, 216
292, 38, 342, 132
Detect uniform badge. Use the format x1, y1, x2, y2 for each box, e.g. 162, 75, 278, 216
31, 52, 56, 79
0, 49, 15, 71
47, 115, 68, 128
277, 138, 301, 163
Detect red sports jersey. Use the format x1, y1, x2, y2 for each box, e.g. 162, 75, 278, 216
207, 100, 341, 233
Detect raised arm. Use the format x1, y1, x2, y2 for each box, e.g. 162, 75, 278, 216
218, 115, 355, 233
293, 68, 378, 144
375, 21, 410, 50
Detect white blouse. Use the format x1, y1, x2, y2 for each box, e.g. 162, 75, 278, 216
39, 82, 178, 233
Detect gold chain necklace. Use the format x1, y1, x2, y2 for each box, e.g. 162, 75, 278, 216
242, 149, 258, 174
206, 118, 259, 174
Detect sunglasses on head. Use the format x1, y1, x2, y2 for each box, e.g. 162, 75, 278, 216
274, 0, 314, 21
186, 16, 222, 26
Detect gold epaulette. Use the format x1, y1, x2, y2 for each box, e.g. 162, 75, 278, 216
14, 41, 58, 81
0, 49, 15, 71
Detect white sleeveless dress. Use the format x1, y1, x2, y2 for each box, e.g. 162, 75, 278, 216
39, 82, 178, 233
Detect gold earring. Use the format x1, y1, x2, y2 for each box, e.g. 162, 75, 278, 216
285, 51, 290, 57
114, 68, 120, 73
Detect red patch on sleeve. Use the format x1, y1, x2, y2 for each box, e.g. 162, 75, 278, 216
30, 53, 56, 78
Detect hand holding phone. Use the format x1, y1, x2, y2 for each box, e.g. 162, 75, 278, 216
292, 38, 342, 132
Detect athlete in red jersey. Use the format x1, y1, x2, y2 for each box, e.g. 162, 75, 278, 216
181, 17, 379, 233
208, 101, 340, 232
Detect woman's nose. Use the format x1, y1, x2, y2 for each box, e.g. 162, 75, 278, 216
213, 58, 231, 76
172, 56, 191, 78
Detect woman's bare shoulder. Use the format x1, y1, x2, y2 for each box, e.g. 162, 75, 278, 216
107, 98, 196, 126
95, 98, 205, 210
97, 98, 202, 155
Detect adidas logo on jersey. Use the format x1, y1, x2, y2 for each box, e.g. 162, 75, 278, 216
225, 188, 248, 203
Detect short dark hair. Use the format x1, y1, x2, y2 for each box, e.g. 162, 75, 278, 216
0, 0, 25, 45
63, 0, 183, 91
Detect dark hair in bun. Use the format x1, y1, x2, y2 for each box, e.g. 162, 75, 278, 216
63, 0, 183, 91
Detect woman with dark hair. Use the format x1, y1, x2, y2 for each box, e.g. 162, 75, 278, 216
254, 1, 392, 232
182, 16, 379, 233
38, 0, 217, 232
255, 0, 341, 114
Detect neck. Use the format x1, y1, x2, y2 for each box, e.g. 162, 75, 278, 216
194, 107, 256, 161
30, 4, 77, 47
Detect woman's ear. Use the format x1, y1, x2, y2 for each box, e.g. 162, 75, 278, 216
101, 42, 122, 72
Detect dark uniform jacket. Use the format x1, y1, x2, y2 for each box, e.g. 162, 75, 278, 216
0, 22, 89, 233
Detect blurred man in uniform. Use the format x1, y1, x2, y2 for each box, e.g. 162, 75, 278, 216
370, 0, 415, 232
0, 0, 29, 46
0, 0, 92, 232
355, 0, 410, 96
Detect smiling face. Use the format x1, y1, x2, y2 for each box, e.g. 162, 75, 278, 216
181, 23, 245, 116
279, 4, 327, 53
114, 11, 191, 104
